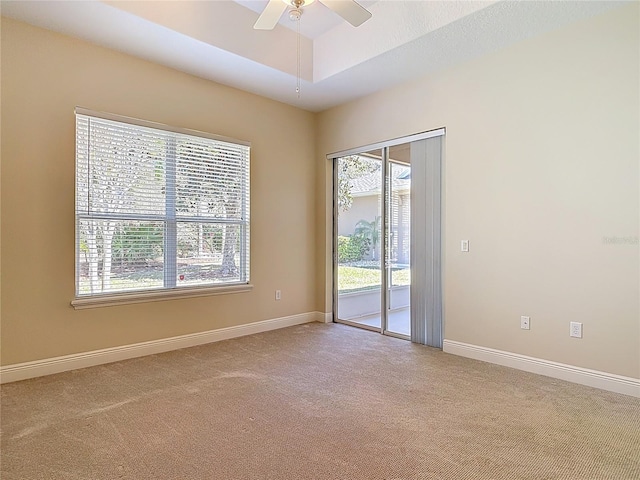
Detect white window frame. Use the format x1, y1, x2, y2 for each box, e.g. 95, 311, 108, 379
71, 108, 252, 309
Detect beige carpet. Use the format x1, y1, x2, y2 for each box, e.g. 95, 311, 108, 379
1, 323, 639, 479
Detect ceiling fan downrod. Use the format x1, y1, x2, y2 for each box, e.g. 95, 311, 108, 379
287, 0, 310, 9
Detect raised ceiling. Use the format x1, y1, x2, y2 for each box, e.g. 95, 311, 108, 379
0, 0, 628, 112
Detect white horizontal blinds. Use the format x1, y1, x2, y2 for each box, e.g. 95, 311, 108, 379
175, 137, 248, 220
76, 116, 166, 217
173, 133, 250, 286
75, 111, 250, 296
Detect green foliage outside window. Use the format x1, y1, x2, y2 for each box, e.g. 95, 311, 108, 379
337, 235, 370, 263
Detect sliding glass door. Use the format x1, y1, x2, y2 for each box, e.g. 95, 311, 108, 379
333, 129, 444, 346
335, 150, 383, 331
334, 146, 411, 338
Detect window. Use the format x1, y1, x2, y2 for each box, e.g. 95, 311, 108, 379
74, 109, 250, 301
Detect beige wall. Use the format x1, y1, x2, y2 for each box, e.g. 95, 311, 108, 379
317, 4, 640, 378
0, 18, 317, 365
2, 5, 639, 381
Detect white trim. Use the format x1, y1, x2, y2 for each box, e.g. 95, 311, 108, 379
71, 284, 253, 309
327, 127, 445, 159
311, 312, 330, 323
317, 312, 333, 323
312, 312, 333, 323
75, 107, 251, 147
0, 312, 320, 384
443, 339, 640, 398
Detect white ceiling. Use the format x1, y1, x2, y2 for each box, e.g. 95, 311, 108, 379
0, 0, 629, 112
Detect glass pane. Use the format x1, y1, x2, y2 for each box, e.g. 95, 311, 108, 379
175, 139, 246, 220
336, 150, 382, 329
76, 117, 166, 216
76, 113, 251, 297
387, 145, 411, 336
177, 222, 243, 286
77, 220, 164, 295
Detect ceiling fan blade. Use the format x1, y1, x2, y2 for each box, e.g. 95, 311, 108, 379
254, 0, 288, 30
320, 0, 372, 27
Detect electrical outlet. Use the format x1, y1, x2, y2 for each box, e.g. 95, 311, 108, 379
520, 316, 530, 330
275, 290, 281, 301
570, 322, 582, 338
461, 240, 469, 252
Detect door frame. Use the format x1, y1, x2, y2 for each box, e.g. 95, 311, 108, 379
330, 128, 445, 342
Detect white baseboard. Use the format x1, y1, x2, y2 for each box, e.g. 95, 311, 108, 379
0, 311, 321, 384
443, 339, 640, 398
317, 312, 333, 323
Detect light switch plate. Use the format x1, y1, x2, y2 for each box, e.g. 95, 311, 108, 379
461, 240, 469, 252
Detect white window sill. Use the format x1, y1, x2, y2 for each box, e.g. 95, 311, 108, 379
71, 284, 253, 310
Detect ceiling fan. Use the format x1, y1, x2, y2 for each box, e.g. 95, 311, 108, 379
254, 0, 372, 30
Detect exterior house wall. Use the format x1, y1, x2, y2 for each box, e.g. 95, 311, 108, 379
337, 195, 380, 238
